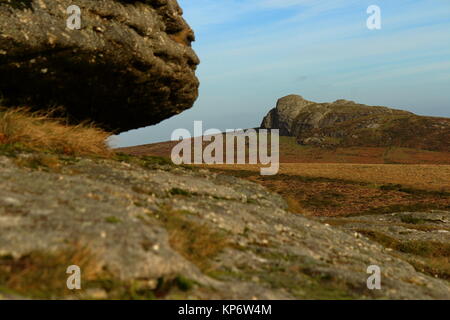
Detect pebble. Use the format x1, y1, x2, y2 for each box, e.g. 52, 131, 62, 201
1, 197, 21, 206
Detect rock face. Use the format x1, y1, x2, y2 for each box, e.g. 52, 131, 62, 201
0, 0, 199, 132
261, 95, 450, 152
261, 95, 411, 137
261, 95, 314, 136
0, 149, 449, 299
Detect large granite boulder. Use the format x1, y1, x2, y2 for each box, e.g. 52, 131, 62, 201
0, 0, 200, 132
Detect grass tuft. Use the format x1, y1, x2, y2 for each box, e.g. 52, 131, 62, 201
0, 243, 102, 298
152, 208, 228, 272
357, 229, 450, 280
0, 107, 112, 157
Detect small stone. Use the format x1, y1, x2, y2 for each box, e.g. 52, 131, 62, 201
1, 197, 21, 206
145, 279, 158, 290
85, 288, 108, 300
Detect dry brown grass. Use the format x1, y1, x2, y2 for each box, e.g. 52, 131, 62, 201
356, 230, 450, 280
205, 164, 450, 217
280, 163, 450, 192
156, 208, 228, 272
0, 107, 112, 157
209, 163, 450, 192
411, 257, 450, 280
0, 243, 102, 298
116, 136, 450, 165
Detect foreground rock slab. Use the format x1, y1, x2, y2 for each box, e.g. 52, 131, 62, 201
0, 0, 199, 132
0, 151, 448, 299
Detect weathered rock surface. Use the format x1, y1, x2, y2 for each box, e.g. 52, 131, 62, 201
261, 95, 450, 152
260, 95, 315, 136
322, 211, 450, 244
261, 95, 409, 136
0, 0, 199, 132
0, 150, 448, 299
321, 211, 450, 285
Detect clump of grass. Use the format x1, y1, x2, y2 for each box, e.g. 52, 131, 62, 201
14, 153, 61, 171
169, 188, 193, 197
0, 108, 112, 157
409, 257, 450, 280
115, 153, 174, 168
0, 244, 102, 298
0, 0, 33, 10
105, 216, 121, 224
400, 215, 426, 225
141, 155, 173, 167
0, 244, 193, 299
357, 230, 450, 256
175, 275, 195, 292
357, 229, 450, 279
155, 208, 228, 272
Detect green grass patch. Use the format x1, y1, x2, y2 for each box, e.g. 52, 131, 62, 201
175, 275, 195, 292
115, 153, 174, 168
105, 216, 121, 224
169, 188, 193, 197
400, 215, 427, 225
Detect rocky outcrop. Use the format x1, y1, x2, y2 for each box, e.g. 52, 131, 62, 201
261, 95, 410, 136
261, 95, 314, 136
0, 0, 199, 132
261, 95, 450, 152
0, 149, 449, 299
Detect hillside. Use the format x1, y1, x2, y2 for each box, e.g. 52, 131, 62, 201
116, 136, 450, 165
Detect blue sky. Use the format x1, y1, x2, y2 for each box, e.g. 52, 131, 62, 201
113, 0, 450, 147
